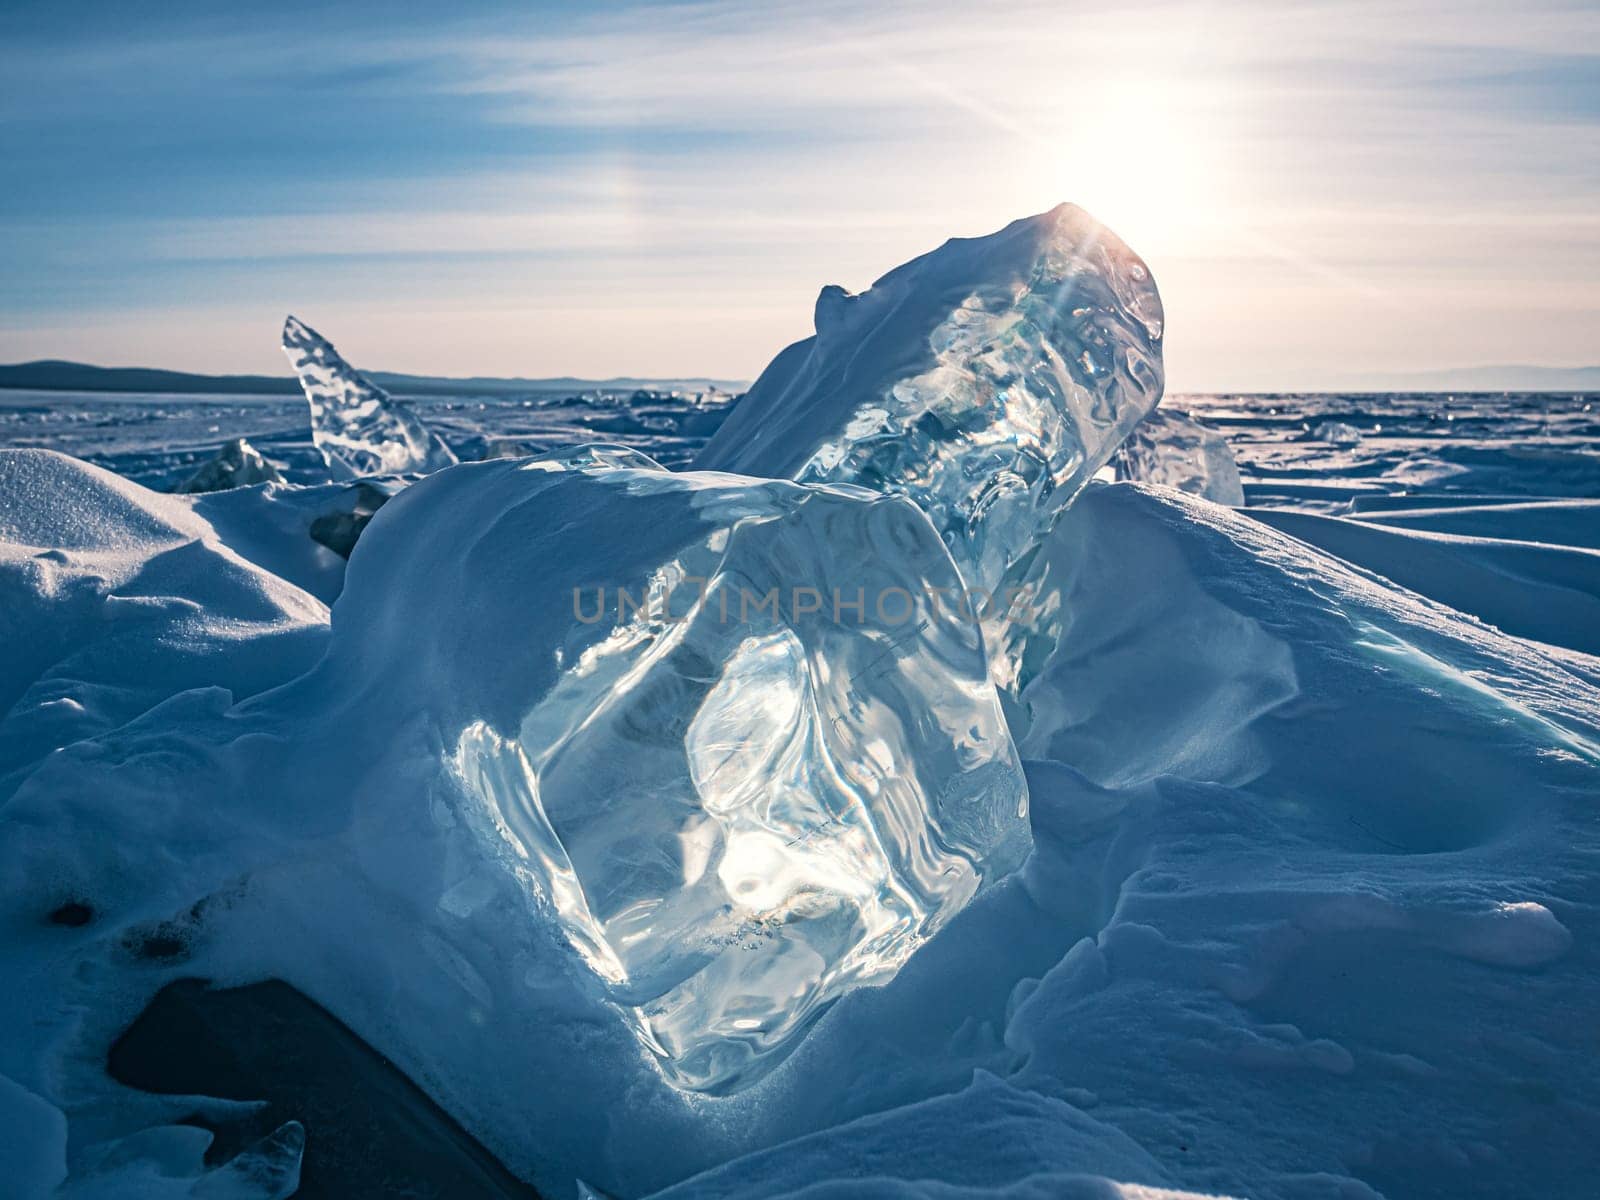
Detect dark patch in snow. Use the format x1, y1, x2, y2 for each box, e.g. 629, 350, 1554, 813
130, 930, 191, 961
109, 978, 543, 1199
47, 900, 93, 927
309, 480, 397, 559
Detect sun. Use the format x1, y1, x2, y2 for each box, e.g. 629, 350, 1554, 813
1019, 78, 1229, 253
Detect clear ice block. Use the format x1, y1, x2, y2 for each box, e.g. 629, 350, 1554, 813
178, 437, 285, 493
695, 204, 1164, 591
335, 450, 1030, 1093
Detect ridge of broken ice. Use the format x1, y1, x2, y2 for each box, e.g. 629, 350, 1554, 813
696, 204, 1164, 591
281, 315, 459, 480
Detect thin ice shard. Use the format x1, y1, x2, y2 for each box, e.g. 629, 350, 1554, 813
281, 316, 458, 481
696, 204, 1164, 591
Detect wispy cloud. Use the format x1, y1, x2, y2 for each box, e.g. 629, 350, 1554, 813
0, 0, 1595, 386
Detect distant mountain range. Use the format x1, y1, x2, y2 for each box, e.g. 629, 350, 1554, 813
2, 358, 1595, 398
0, 360, 747, 398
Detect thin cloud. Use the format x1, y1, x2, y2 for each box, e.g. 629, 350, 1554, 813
0, 0, 1595, 387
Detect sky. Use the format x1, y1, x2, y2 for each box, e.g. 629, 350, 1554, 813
1, 0, 1596, 391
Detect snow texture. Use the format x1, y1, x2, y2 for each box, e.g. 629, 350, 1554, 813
3, 456, 1595, 1199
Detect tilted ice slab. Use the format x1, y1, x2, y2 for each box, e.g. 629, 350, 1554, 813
696, 204, 1164, 592
328, 449, 1032, 1092
1114, 408, 1244, 505
281, 315, 458, 480
178, 436, 285, 493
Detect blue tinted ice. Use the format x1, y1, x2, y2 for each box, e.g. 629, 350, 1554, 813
281, 315, 459, 480
696, 204, 1164, 591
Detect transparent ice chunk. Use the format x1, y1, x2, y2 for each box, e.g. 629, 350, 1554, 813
1314, 420, 1364, 446
281, 315, 459, 480
696, 204, 1164, 591
178, 437, 285, 493
333, 450, 1029, 1093
1114, 409, 1244, 505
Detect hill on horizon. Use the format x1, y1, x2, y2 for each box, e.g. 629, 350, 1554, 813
0, 359, 748, 398
2, 358, 1597, 399
1342, 364, 1600, 393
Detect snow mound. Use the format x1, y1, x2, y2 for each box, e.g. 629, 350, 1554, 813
696, 205, 1164, 590
1114, 410, 1244, 505
0, 450, 328, 795
1011, 482, 1599, 799
648, 1073, 1214, 1200
1247, 507, 1600, 656
281, 316, 458, 480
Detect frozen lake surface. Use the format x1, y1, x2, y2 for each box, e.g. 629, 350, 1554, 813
0, 386, 738, 490
5, 387, 1596, 510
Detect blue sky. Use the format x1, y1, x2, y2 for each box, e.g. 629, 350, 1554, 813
1, 0, 1596, 389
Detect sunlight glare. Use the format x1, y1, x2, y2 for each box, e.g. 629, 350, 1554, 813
1019, 77, 1229, 253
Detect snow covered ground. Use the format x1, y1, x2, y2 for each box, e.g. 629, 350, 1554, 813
2, 220, 1598, 1198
